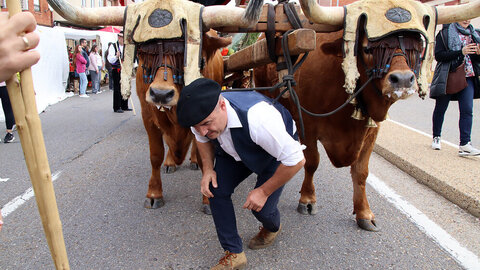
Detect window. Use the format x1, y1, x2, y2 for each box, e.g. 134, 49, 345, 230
91, 0, 94, 7
0, 0, 6, 8
20, 0, 28, 10
34, 0, 40, 12
81, 0, 86, 7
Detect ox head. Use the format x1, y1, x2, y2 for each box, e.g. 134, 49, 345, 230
299, 0, 480, 105
47, 0, 263, 106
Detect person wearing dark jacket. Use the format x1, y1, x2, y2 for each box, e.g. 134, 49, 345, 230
429, 21, 480, 156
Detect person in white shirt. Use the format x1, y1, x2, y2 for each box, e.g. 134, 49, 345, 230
107, 32, 130, 113
176, 78, 305, 270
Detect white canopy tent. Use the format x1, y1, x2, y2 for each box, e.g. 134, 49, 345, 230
0, 26, 118, 124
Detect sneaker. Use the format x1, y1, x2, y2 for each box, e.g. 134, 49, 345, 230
79, 94, 90, 98
431, 136, 441, 150
459, 142, 480, 156
248, 224, 281, 250
211, 251, 247, 270
114, 109, 124, 113
4, 132, 15, 143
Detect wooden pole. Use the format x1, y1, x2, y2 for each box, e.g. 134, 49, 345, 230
5, 1, 70, 269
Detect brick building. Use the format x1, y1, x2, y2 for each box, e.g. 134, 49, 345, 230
0, 0, 53, 26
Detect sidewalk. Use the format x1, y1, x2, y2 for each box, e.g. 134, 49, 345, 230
374, 120, 480, 218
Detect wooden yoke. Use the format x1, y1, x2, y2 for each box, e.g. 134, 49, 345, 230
220, 4, 331, 88
224, 28, 316, 72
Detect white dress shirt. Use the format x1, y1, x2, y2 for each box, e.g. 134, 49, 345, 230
107, 43, 123, 65
192, 96, 305, 166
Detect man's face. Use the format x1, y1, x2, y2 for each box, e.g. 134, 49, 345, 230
81, 40, 87, 48
193, 99, 227, 140
118, 36, 124, 45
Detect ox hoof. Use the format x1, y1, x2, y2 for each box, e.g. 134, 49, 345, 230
356, 219, 379, 232
297, 202, 318, 215
164, 166, 176, 174
202, 204, 212, 215
190, 162, 199, 170
144, 198, 165, 209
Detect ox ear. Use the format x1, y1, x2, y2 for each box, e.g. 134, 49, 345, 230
204, 33, 233, 51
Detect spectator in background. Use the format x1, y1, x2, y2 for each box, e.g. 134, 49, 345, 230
107, 32, 130, 113
88, 44, 100, 94
430, 20, 480, 156
96, 48, 104, 93
0, 82, 16, 143
105, 43, 114, 91
79, 38, 90, 71
74, 44, 89, 98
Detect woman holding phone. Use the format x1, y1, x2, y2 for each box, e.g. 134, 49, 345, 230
430, 20, 480, 156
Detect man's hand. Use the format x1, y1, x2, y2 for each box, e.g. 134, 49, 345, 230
201, 169, 217, 198
0, 12, 40, 82
243, 188, 268, 212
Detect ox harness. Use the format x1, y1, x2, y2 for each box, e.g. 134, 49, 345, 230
227, 30, 424, 140
138, 39, 186, 85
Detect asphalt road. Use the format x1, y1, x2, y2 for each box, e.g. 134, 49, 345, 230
0, 85, 479, 269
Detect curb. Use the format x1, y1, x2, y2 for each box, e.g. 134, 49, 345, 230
373, 120, 480, 218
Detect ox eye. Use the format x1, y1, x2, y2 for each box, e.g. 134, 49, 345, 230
363, 48, 371, 54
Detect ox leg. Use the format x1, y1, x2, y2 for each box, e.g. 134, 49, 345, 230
350, 130, 378, 231
163, 148, 177, 174
144, 125, 166, 209
189, 141, 199, 170
297, 138, 319, 215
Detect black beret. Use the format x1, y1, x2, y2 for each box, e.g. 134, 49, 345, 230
177, 78, 221, 128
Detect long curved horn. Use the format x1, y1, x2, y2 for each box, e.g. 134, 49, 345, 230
298, 0, 344, 26
203, 0, 264, 28
47, 0, 124, 26
436, 1, 480, 25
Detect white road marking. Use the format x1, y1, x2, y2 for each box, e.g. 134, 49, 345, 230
368, 173, 480, 270
0, 177, 9, 182
1, 171, 62, 218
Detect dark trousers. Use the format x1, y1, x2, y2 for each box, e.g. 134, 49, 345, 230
0, 86, 15, 130
112, 68, 128, 111
432, 77, 474, 146
209, 151, 284, 253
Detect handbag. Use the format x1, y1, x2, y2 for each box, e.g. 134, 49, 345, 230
439, 29, 468, 95
446, 62, 467, 94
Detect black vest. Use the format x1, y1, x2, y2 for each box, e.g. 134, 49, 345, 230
218, 91, 297, 174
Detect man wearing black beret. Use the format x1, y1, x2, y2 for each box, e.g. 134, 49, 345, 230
177, 78, 305, 269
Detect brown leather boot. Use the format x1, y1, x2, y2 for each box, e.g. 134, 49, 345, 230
210, 251, 247, 270
248, 224, 282, 250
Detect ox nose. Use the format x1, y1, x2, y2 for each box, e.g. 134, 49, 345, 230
388, 72, 415, 89
149, 88, 175, 104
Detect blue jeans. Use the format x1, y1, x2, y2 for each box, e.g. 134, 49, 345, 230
209, 150, 284, 254
90, 70, 99, 93
79, 72, 87, 95
432, 77, 475, 146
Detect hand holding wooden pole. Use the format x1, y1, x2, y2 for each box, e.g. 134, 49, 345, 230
5, 1, 70, 269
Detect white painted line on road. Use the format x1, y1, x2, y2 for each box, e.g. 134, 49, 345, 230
387, 119, 458, 148
1, 171, 62, 218
0, 177, 9, 182
368, 173, 480, 270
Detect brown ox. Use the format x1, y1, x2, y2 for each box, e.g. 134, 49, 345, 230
253, 0, 480, 231
137, 30, 231, 209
